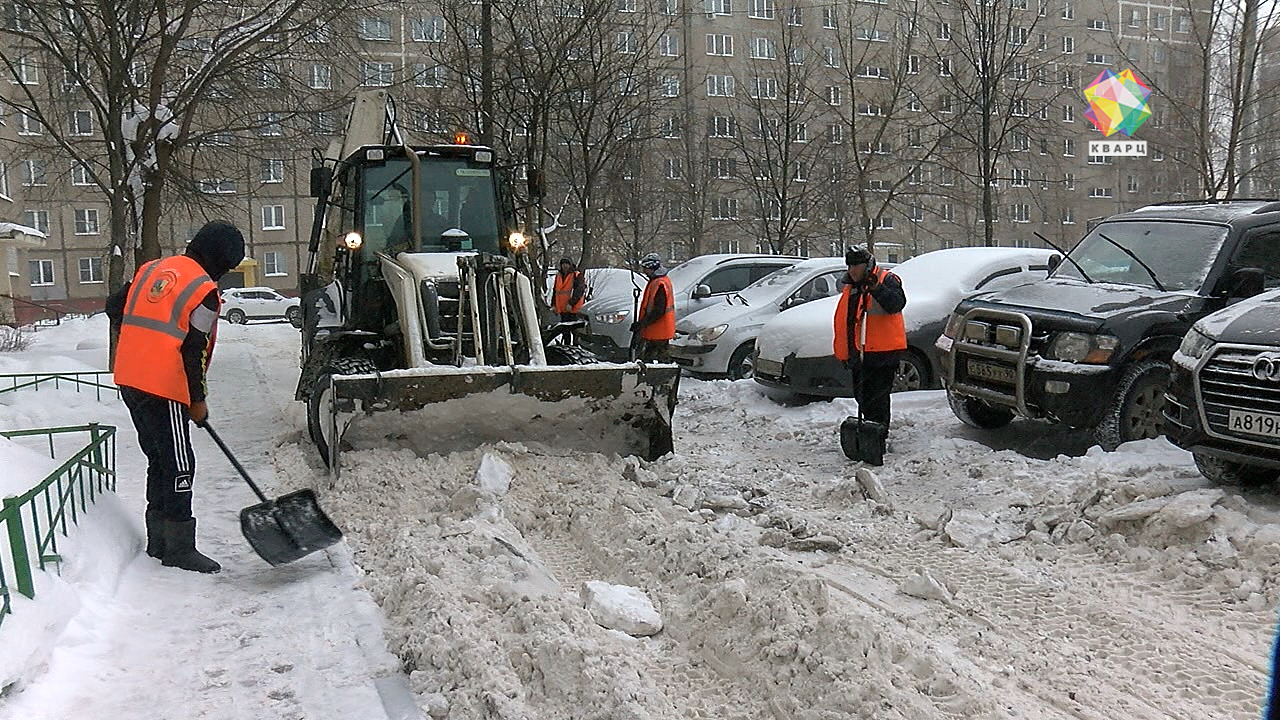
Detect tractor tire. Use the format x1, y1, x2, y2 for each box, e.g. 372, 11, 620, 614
1193, 452, 1279, 487
893, 351, 930, 393
948, 389, 1015, 429
1093, 360, 1170, 451
225, 309, 247, 324
306, 357, 378, 468
728, 342, 755, 381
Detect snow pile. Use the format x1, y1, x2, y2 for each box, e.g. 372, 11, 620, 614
581, 581, 663, 636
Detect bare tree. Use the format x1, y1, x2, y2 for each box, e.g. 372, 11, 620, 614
0, 0, 365, 290
916, 0, 1069, 246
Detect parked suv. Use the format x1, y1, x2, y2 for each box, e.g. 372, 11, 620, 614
578, 253, 803, 361
220, 287, 302, 327
939, 200, 1278, 450
1164, 288, 1280, 485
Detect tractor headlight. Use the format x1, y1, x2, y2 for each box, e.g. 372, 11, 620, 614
342, 232, 363, 250
693, 324, 729, 343
594, 311, 629, 324
507, 231, 528, 251
1178, 327, 1215, 360
1046, 332, 1119, 364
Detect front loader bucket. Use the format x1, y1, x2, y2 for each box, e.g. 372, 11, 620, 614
324, 362, 679, 469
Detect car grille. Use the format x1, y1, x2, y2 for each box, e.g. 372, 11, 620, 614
1198, 345, 1280, 443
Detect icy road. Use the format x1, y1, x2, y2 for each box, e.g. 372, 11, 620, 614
1, 318, 1277, 719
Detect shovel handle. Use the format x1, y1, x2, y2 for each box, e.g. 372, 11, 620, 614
200, 422, 270, 504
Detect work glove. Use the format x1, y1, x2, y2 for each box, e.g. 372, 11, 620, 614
862, 273, 880, 292
189, 400, 209, 427
629, 321, 640, 333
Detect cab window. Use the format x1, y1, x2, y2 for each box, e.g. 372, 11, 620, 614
1233, 231, 1280, 289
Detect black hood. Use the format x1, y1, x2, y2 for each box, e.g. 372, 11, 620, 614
185, 221, 245, 280
1198, 289, 1280, 345
964, 277, 1202, 329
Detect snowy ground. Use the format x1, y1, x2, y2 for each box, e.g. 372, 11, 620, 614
0, 317, 1277, 719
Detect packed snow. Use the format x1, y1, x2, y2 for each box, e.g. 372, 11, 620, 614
0, 316, 1276, 719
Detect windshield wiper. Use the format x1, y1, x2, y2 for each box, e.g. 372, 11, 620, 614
1034, 231, 1094, 284
1096, 232, 1166, 292
732, 292, 750, 306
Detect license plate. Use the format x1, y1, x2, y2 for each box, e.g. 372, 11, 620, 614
967, 358, 1017, 385
1227, 409, 1280, 438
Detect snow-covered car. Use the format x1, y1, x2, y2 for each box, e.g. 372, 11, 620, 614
753, 247, 1060, 397
670, 257, 848, 379
543, 267, 647, 307
220, 287, 302, 327
579, 253, 804, 361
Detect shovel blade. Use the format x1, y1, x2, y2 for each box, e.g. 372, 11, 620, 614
840, 416, 887, 466
239, 489, 344, 566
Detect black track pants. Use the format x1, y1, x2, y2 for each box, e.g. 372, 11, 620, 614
121, 387, 196, 522
853, 361, 896, 429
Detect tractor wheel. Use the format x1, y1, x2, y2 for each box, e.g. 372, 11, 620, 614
306, 357, 378, 468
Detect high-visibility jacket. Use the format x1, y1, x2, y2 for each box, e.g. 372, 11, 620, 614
113, 255, 218, 404
639, 274, 675, 341
832, 267, 906, 361
552, 270, 585, 314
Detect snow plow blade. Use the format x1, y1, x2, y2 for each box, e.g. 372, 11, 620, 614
324, 363, 679, 470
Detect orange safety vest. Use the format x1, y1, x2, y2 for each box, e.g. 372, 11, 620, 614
639, 274, 675, 341
113, 255, 219, 405
552, 270, 584, 314
832, 267, 906, 361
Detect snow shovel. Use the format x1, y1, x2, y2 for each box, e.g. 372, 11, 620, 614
201, 422, 344, 566
839, 292, 887, 466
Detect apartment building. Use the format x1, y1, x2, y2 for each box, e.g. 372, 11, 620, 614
0, 0, 1210, 318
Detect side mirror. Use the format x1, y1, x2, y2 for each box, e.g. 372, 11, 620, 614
1227, 267, 1265, 299
1047, 254, 1062, 273
309, 166, 331, 199
692, 284, 712, 299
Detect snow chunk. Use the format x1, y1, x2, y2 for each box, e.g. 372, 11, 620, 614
900, 570, 954, 602
1150, 488, 1225, 529
580, 581, 663, 637
475, 453, 514, 495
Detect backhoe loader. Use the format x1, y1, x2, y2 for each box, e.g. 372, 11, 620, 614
295, 91, 679, 470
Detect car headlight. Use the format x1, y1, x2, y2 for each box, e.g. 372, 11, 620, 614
693, 324, 729, 343
1046, 332, 1119, 364
593, 311, 629, 325
942, 312, 964, 340
1178, 327, 1215, 360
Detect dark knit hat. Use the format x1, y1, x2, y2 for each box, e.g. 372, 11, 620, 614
845, 245, 872, 266
186, 221, 246, 280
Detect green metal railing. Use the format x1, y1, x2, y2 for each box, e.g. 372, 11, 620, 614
0, 424, 116, 628
0, 371, 118, 401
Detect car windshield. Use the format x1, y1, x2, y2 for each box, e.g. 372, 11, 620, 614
743, 263, 812, 291
664, 259, 715, 291
1052, 220, 1228, 292
360, 158, 502, 256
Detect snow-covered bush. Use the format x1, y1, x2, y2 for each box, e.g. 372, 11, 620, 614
0, 325, 29, 352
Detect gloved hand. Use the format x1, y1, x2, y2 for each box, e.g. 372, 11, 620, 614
862, 273, 880, 291
629, 321, 640, 333
189, 400, 209, 427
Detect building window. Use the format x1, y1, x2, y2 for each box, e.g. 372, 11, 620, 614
414, 64, 445, 88
707, 0, 731, 15
264, 251, 286, 276
749, 0, 774, 18
68, 109, 93, 136
665, 200, 684, 221
309, 63, 331, 89
1086, 53, 1110, 65
1063, 36, 1074, 53
712, 197, 739, 219
17, 111, 40, 136
1087, 154, 1114, 165
1011, 168, 1029, 187
906, 55, 920, 74
710, 157, 737, 178
1061, 0, 1073, 19
12, 56, 37, 85
706, 74, 734, 97
707, 34, 733, 56
616, 31, 637, 53
1012, 204, 1031, 223
1061, 207, 1075, 224
72, 162, 93, 186
262, 205, 285, 230
311, 112, 337, 134
357, 16, 392, 40
824, 47, 839, 67
22, 159, 46, 186
750, 36, 776, 59
1175, 14, 1190, 32
260, 159, 284, 184
29, 259, 54, 286
822, 7, 837, 28
1128, 8, 1143, 27
659, 33, 679, 56
827, 124, 844, 144
78, 256, 103, 283
74, 208, 99, 234
1063, 104, 1075, 122
1153, 12, 1168, 30
22, 209, 48, 234
665, 158, 683, 179
708, 115, 736, 137
257, 62, 280, 89
362, 61, 393, 87
1064, 172, 1075, 190
750, 76, 777, 98
662, 116, 682, 138
1087, 18, 1110, 30
1088, 187, 1114, 198
1064, 138, 1076, 157
941, 203, 955, 222
661, 75, 681, 97
937, 21, 951, 40
258, 112, 283, 137
1127, 175, 1139, 193
411, 16, 446, 41
825, 86, 842, 105
858, 27, 889, 42
788, 6, 802, 25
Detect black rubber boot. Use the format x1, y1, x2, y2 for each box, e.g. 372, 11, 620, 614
161, 519, 222, 574
144, 508, 166, 559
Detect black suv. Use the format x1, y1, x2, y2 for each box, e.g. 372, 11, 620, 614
939, 200, 1278, 450
1164, 289, 1280, 485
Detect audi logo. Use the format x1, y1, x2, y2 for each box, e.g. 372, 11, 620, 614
1252, 352, 1280, 382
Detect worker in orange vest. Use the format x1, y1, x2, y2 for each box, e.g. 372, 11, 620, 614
833, 245, 907, 431
630, 252, 675, 362
551, 257, 586, 344
106, 221, 245, 574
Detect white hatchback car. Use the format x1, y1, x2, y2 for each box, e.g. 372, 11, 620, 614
220, 287, 302, 327
669, 257, 848, 379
